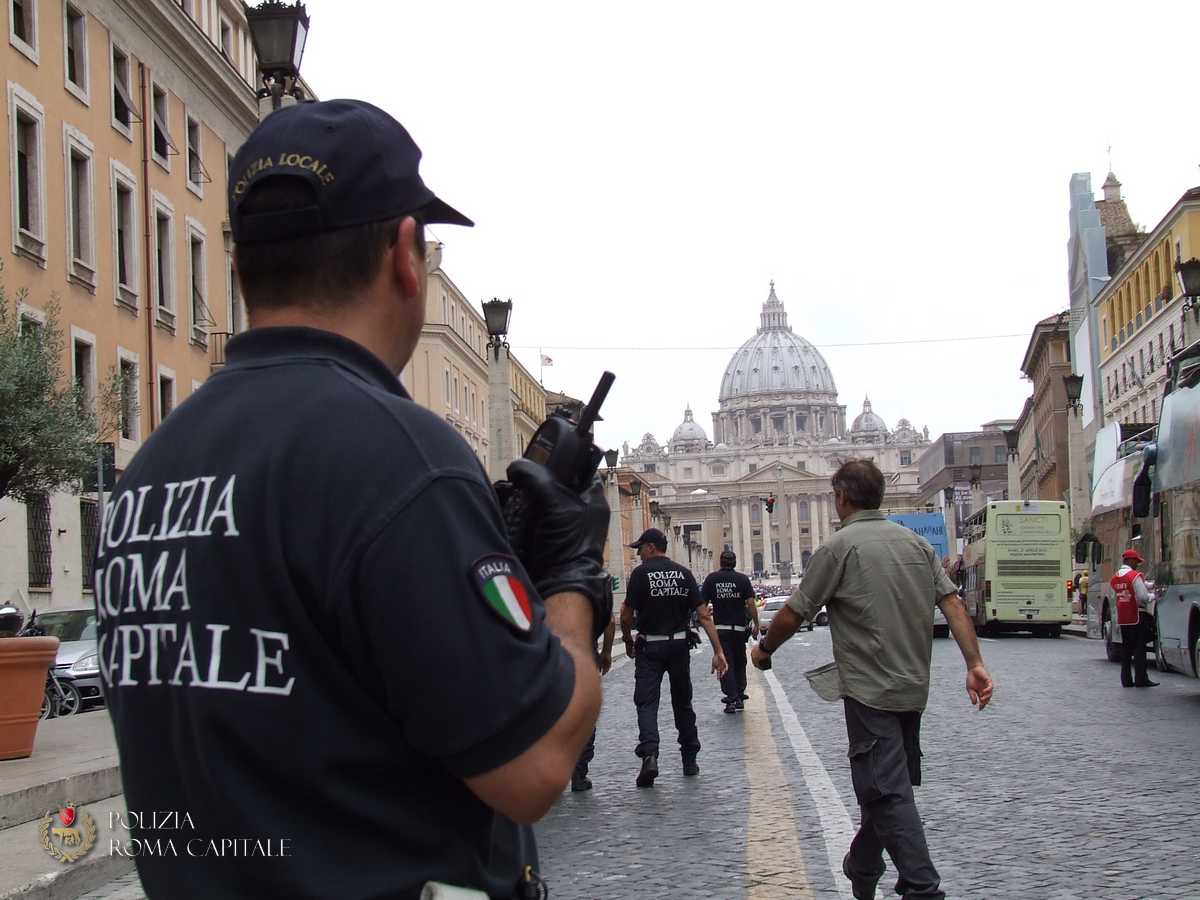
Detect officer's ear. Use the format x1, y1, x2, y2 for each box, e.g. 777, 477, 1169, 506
390, 216, 425, 302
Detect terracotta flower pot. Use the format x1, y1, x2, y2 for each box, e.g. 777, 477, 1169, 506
0, 636, 60, 760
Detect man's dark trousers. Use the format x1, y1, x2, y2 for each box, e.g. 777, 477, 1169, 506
1120, 615, 1150, 686
575, 729, 596, 778
718, 631, 747, 701
843, 697, 943, 900
634, 640, 699, 758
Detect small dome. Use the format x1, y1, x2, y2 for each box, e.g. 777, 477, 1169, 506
670, 407, 708, 445
850, 397, 888, 442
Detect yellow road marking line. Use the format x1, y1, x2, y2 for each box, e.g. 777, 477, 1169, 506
744, 667, 815, 900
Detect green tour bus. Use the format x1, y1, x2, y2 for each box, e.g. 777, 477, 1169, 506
961, 500, 1073, 636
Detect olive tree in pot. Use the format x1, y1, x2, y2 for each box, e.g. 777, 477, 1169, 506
0, 268, 122, 759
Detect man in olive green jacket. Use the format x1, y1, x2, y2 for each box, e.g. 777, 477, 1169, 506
753, 460, 994, 900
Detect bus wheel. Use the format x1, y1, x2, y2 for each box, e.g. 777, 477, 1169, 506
1046, 625, 1062, 639
1103, 614, 1121, 662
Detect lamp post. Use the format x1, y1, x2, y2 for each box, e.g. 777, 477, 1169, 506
1178, 258, 1200, 345
1003, 428, 1021, 502
1063, 373, 1088, 534
943, 485, 958, 559
484, 298, 515, 480
245, 1, 309, 114
968, 463, 984, 517
603, 448, 624, 606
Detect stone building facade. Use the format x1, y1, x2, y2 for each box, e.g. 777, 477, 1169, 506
620, 284, 930, 578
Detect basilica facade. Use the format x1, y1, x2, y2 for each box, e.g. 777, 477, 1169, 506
620, 284, 932, 578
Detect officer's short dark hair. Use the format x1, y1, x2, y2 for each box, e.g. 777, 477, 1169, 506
233, 177, 425, 310
831, 459, 885, 510
720, 550, 736, 567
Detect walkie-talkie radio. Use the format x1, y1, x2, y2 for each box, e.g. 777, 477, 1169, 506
504, 371, 615, 557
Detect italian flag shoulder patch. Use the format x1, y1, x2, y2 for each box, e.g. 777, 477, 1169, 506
471, 555, 534, 633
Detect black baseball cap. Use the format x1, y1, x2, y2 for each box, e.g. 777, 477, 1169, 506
629, 528, 668, 551
228, 99, 473, 244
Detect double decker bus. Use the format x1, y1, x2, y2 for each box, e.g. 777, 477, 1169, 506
960, 500, 1073, 636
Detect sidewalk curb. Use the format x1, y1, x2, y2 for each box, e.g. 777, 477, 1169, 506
1, 767, 124, 832
0, 796, 133, 900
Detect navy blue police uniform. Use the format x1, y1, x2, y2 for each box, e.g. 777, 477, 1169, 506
626, 540, 703, 770
701, 562, 754, 710
95, 100, 576, 900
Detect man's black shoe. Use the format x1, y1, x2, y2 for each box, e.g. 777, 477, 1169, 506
571, 773, 592, 792
724, 701, 737, 714
1134, 679, 1160, 687
734, 698, 745, 711
682, 755, 699, 777
739, 692, 749, 701
636, 755, 658, 788
842, 852, 883, 900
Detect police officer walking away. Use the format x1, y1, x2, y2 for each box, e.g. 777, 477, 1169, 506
702, 550, 759, 714
96, 100, 611, 900
1112, 548, 1158, 687
752, 460, 993, 900
620, 528, 727, 787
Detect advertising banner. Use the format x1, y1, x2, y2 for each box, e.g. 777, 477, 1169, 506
887, 511, 950, 560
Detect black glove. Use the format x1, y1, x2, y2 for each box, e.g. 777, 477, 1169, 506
500, 459, 612, 640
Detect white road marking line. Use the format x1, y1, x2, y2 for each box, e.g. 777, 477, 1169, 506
763, 669, 856, 900
980, 637, 998, 642
607, 653, 632, 674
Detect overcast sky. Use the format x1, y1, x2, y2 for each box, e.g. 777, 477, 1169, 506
299, 1, 1200, 455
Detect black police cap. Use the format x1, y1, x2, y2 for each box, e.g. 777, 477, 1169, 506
628, 528, 668, 551
228, 99, 473, 244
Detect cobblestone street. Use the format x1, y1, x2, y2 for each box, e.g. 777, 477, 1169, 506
536, 631, 1200, 900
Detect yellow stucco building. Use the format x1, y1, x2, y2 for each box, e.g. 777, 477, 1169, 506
1095, 186, 1200, 426
2, 0, 262, 608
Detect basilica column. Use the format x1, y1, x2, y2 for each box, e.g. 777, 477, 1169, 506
728, 500, 740, 556
810, 493, 823, 550
740, 497, 754, 577
789, 495, 802, 572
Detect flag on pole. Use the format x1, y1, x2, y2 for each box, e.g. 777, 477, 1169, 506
540, 354, 554, 366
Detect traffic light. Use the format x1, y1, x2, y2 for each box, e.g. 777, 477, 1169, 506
766, 495, 776, 515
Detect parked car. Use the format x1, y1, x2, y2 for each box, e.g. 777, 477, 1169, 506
33, 608, 103, 709
759, 597, 816, 632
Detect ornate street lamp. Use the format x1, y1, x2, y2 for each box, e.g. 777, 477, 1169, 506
482, 298, 513, 361
1003, 427, 1019, 459
604, 448, 619, 469
1178, 257, 1200, 319
1063, 373, 1085, 414
969, 463, 982, 487
245, 1, 309, 108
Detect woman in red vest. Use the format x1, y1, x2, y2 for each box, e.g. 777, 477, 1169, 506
1110, 549, 1157, 688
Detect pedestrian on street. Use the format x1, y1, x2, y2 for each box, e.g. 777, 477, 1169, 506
1112, 548, 1158, 688
751, 460, 994, 900
96, 100, 611, 900
620, 528, 728, 787
1078, 570, 1089, 620
573, 615, 617, 792
701, 550, 759, 714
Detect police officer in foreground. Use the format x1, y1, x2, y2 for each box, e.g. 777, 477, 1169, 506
1112, 548, 1157, 687
96, 100, 610, 899
620, 528, 727, 787
702, 550, 759, 714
